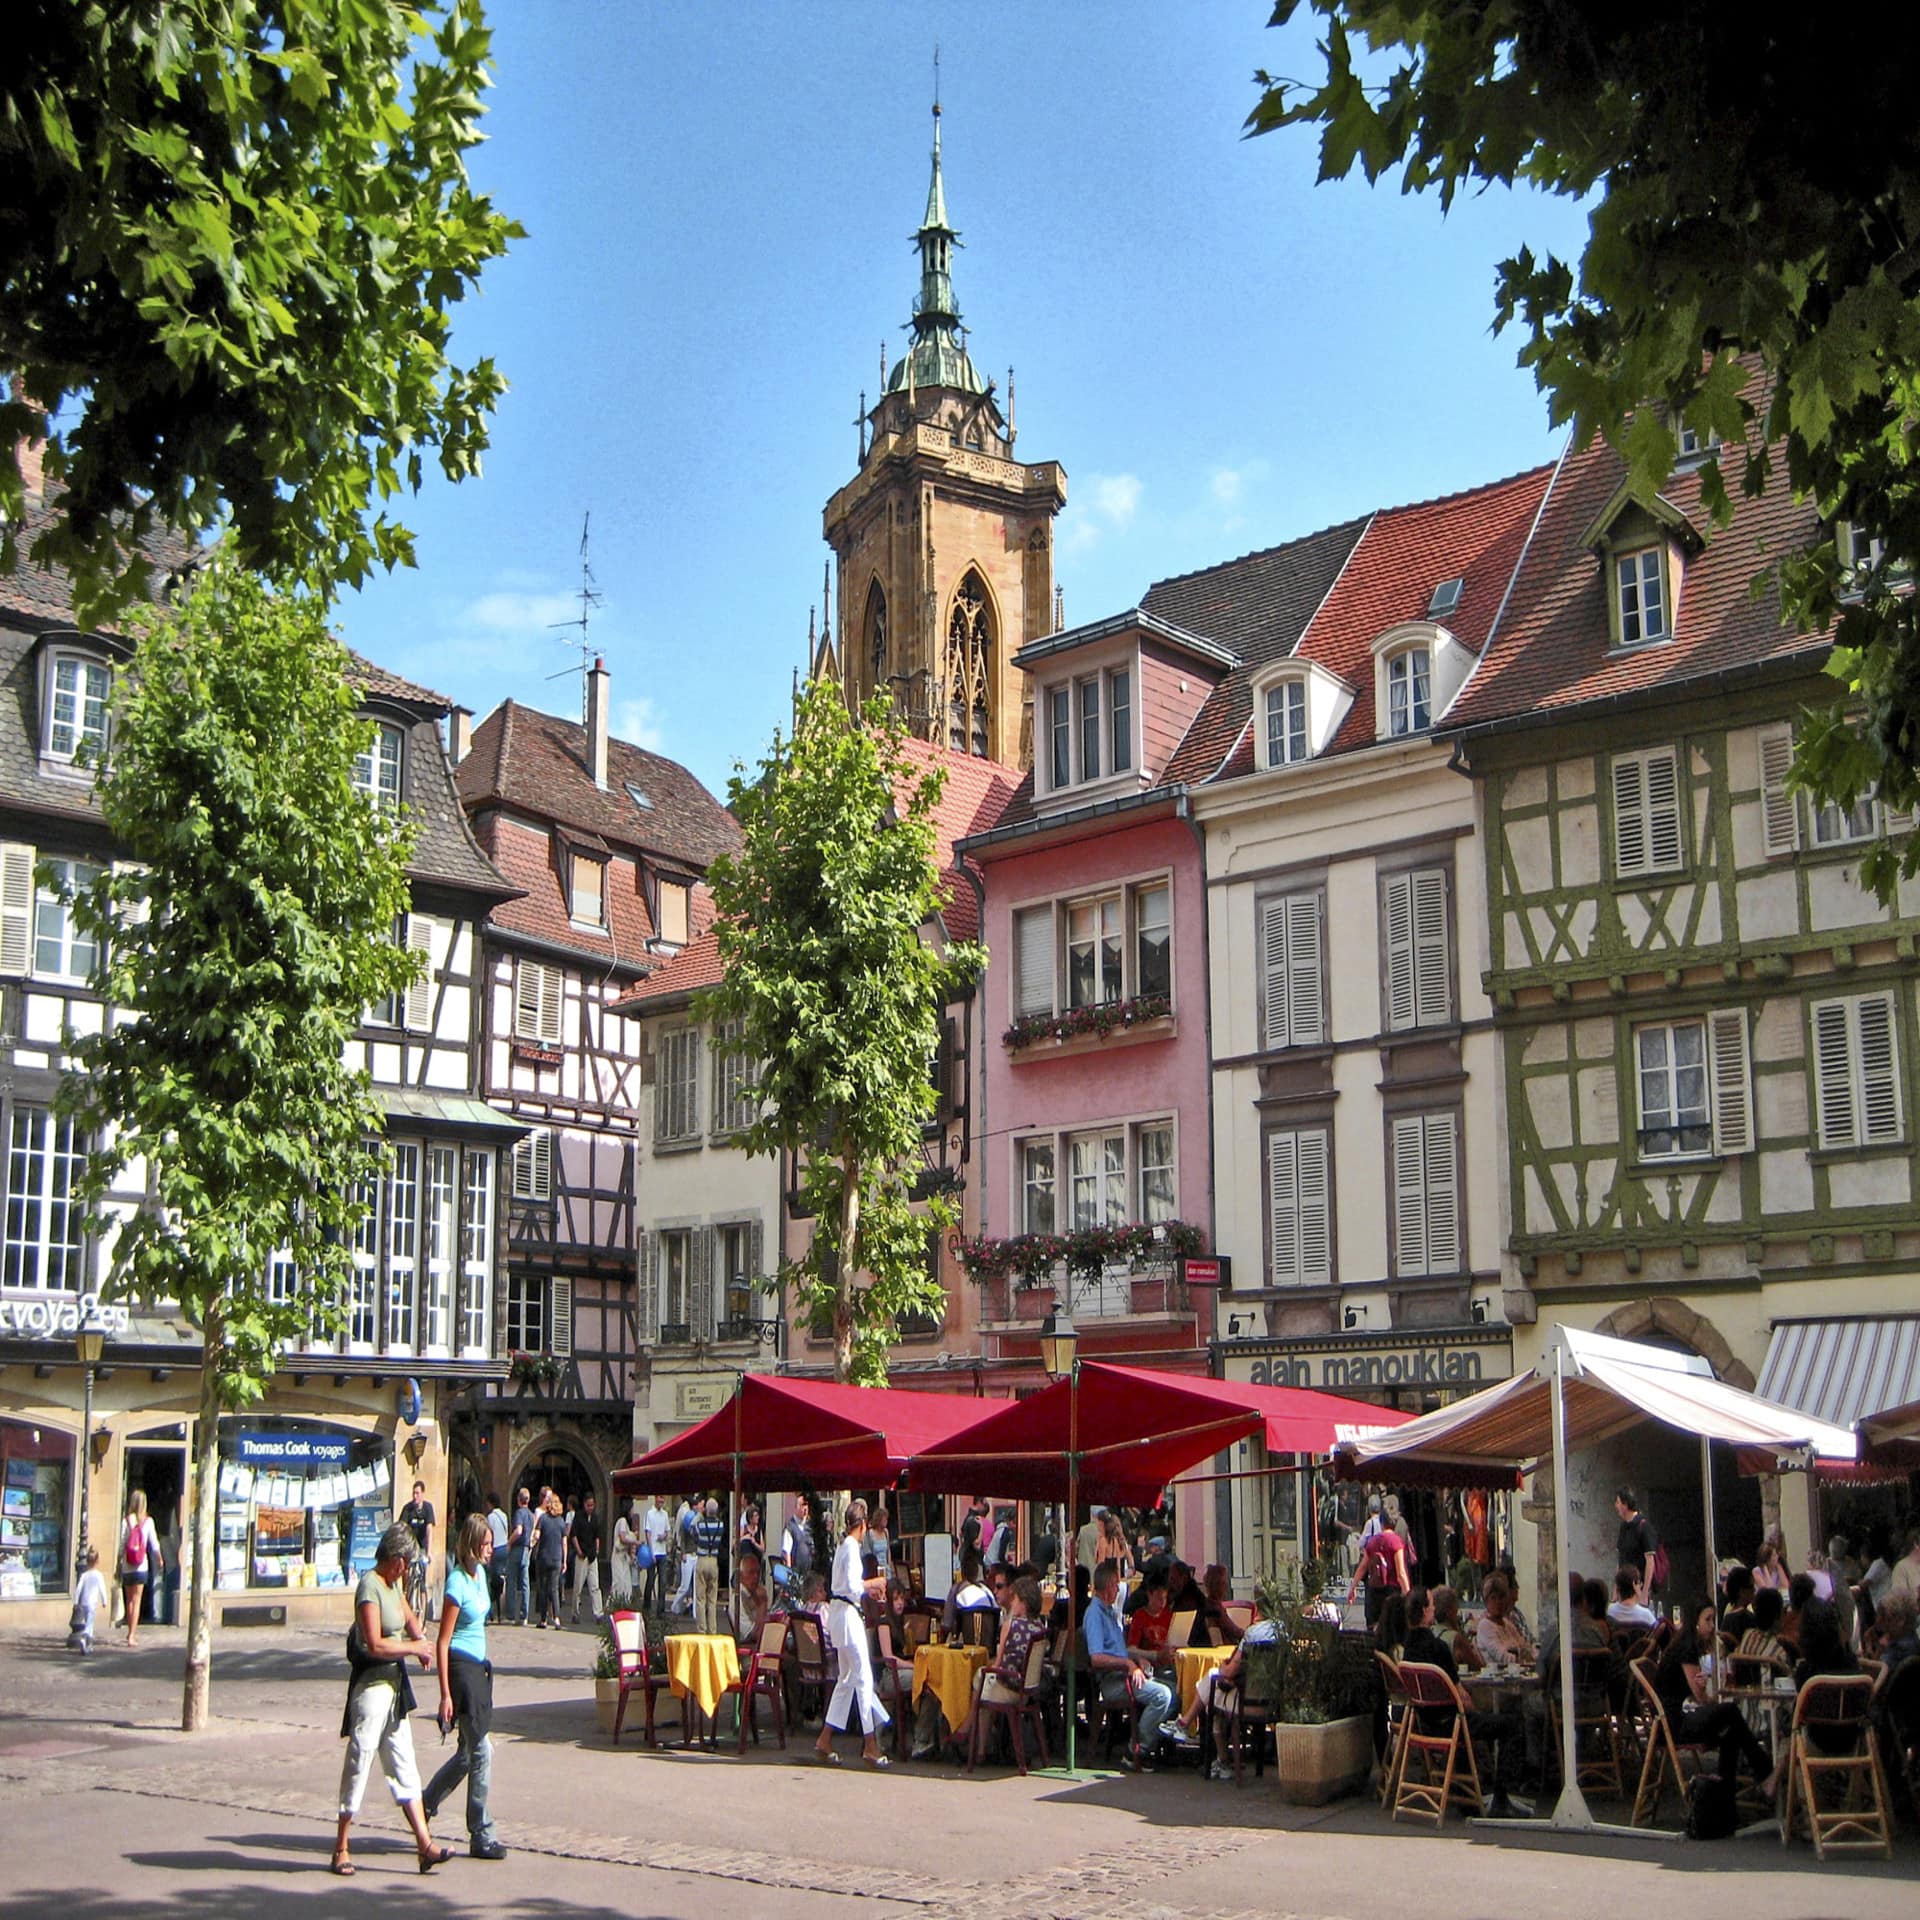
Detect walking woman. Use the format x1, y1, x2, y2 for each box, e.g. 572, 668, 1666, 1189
121, 1490, 163, 1648
332, 1524, 450, 1876
610, 1501, 638, 1608
424, 1515, 509, 1861
812, 1498, 890, 1769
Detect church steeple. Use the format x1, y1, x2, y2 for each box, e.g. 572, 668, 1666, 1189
887, 103, 989, 399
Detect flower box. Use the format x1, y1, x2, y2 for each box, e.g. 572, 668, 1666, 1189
1273, 1713, 1372, 1805
1014, 1285, 1055, 1320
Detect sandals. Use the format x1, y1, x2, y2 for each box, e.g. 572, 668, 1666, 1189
862, 1751, 891, 1770
418, 1846, 453, 1874
328, 1859, 356, 1877
811, 1747, 842, 1766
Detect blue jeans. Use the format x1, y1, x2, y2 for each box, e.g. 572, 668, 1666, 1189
1102, 1672, 1173, 1752
424, 1723, 494, 1847
504, 1552, 529, 1623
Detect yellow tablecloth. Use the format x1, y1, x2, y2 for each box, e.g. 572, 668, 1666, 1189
1174, 1644, 1233, 1714
913, 1643, 989, 1730
665, 1633, 740, 1720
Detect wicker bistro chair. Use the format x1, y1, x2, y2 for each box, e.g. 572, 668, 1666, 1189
1780, 1673, 1892, 1860
732, 1613, 792, 1753
1391, 1662, 1485, 1827
1545, 1647, 1626, 1800
1374, 1651, 1412, 1807
968, 1634, 1053, 1775
1627, 1657, 1714, 1828
608, 1609, 672, 1748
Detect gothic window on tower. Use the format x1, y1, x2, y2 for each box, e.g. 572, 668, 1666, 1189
865, 579, 888, 679
945, 570, 993, 757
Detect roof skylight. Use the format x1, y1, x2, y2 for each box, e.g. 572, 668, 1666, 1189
625, 782, 653, 811
1426, 576, 1465, 619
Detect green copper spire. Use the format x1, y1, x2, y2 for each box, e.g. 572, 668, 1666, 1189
887, 101, 989, 399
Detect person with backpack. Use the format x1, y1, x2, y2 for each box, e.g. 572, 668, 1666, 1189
120, 1490, 163, 1648
1614, 1488, 1665, 1605
1347, 1506, 1410, 1629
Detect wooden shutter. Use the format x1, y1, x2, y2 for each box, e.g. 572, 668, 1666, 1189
1383, 874, 1416, 1031
1612, 754, 1648, 876
1259, 900, 1290, 1049
1263, 894, 1322, 1049
404, 914, 435, 1030
1422, 1114, 1460, 1273
0, 842, 34, 974
513, 1128, 552, 1201
111, 859, 150, 932
749, 1217, 764, 1306
1296, 1130, 1331, 1285
1758, 725, 1799, 855
1857, 992, 1902, 1144
1268, 1131, 1300, 1284
540, 963, 563, 1044
1707, 1008, 1754, 1155
548, 1275, 573, 1356
1811, 998, 1855, 1147
1015, 905, 1053, 1016
515, 959, 540, 1039
690, 1226, 713, 1338
636, 1230, 657, 1341
1391, 1115, 1427, 1276
1644, 748, 1683, 871
1411, 869, 1450, 1025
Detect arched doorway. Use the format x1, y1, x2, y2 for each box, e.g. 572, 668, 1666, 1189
506, 1433, 602, 1518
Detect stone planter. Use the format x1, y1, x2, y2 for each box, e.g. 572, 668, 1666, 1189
1273, 1713, 1371, 1805
594, 1675, 621, 1738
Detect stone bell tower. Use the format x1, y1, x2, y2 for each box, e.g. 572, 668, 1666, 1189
821, 102, 1066, 770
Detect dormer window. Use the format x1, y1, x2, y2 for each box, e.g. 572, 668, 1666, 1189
1675, 423, 1721, 463
1615, 547, 1669, 646
1042, 662, 1134, 791
1265, 679, 1307, 766
1838, 522, 1886, 573
569, 851, 606, 928
352, 722, 403, 808
656, 878, 690, 947
45, 652, 111, 766
1386, 646, 1431, 736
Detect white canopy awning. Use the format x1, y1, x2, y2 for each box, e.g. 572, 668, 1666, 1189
1336, 1325, 1859, 1486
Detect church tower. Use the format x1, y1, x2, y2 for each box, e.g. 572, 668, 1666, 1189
822, 102, 1066, 769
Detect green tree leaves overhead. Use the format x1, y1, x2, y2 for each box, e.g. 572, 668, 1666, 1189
1250, 4, 1920, 890
699, 682, 977, 1385
59, 558, 418, 1727
1, 1, 522, 622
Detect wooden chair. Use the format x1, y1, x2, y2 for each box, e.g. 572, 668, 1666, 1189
874, 1622, 915, 1758
731, 1613, 791, 1752
1628, 1656, 1712, 1828
957, 1604, 1000, 1653
902, 1608, 936, 1652
1546, 1647, 1626, 1800
1220, 1599, 1256, 1632
1780, 1673, 1892, 1860
1374, 1650, 1411, 1807
1391, 1662, 1484, 1827
1220, 1645, 1281, 1785
968, 1634, 1052, 1775
789, 1612, 830, 1721
608, 1609, 671, 1747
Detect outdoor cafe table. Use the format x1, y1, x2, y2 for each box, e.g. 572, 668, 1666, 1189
665, 1632, 740, 1740
914, 1642, 990, 1731
1173, 1644, 1233, 1715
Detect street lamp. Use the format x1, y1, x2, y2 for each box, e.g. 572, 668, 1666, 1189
1038, 1308, 1082, 1771
75, 1323, 105, 1580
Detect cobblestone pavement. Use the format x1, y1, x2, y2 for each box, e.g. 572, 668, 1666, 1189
3, 1621, 1914, 1919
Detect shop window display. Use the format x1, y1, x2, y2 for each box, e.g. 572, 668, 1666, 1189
215, 1419, 392, 1592
0, 1420, 73, 1599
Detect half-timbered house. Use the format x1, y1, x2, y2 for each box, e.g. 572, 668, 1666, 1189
451, 662, 741, 1516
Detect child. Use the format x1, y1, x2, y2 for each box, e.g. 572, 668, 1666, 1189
67, 1547, 108, 1653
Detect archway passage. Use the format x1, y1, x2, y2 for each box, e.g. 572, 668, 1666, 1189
944, 569, 993, 756
507, 1436, 602, 1517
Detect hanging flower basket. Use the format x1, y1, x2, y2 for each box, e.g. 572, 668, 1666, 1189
958, 1220, 1204, 1283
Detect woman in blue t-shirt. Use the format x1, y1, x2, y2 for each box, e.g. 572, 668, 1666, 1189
424, 1514, 508, 1861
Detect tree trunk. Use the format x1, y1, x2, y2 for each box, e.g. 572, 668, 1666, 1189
181, 1302, 223, 1732
832, 1155, 861, 1384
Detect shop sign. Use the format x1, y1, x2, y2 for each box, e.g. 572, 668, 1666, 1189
678, 1380, 729, 1418
234, 1429, 354, 1470
1248, 1344, 1501, 1393
0, 1292, 132, 1339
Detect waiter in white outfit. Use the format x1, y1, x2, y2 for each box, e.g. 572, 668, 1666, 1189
812, 1498, 890, 1768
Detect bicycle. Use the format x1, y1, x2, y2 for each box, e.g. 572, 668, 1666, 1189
406, 1548, 433, 1622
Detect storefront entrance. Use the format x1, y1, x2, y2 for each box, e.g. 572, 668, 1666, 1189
123, 1435, 187, 1624
511, 1443, 599, 1516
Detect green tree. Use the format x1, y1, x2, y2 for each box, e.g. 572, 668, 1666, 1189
1, 0, 521, 624
699, 681, 975, 1385
1249, 5, 1920, 892
60, 558, 417, 1731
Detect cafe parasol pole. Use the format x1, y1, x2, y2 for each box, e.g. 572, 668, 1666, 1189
1038, 1308, 1081, 1773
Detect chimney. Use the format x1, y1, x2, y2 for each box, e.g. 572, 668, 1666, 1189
448, 706, 473, 765
586, 656, 610, 789
10, 376, 45, 503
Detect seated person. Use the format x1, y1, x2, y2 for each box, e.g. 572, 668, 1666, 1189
1606, 1564, 1660, 1633
1718, 1564, 1757, 1642
1404, 1584, 1531, 1819
1653, 1602, 1776, 1793
940, 1548, 994, 1637
1124, 1551, 1172, 1616
1792, 1599, 1862, 1757
1175, 1609, 1279, 1781
729, 1547, 771, 1646
873, 1572, 915, 1645
1473, 1572, 1537, 1667
952, 1574, 1049, 1751
1866, 1589, 1917, 1670
1778, 1571, 1816, 1650
1432, 1584, 1483, 1672
1195, 1563, 1245, 1647
1126, 1569, 1175, 1656
1084, 1557, 1173, 1769
1732, 1584, 1789, 1672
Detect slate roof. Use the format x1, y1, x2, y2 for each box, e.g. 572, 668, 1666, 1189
1445, 418, 1829, 734
456, 700, 741, 872
1147, 514, 1373, 785
1191, 465, 1556, 782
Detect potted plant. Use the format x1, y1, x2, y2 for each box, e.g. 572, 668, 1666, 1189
591, 1616, 622, 1736
1246, 1558, 1373, 1805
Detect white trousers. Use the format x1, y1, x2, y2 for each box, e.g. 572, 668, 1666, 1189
824, 1598, 889, 1736
338, 1681, 421, 1815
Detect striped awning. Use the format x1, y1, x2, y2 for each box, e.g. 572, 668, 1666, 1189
1757, 1316, 1920, 1428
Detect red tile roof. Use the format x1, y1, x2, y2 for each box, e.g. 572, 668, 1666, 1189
1445, 413, 1827, 733
347, 650, 450, 710
889, 735, 1024, 944
612, 905, 725, 1012
473, 812, 673, 971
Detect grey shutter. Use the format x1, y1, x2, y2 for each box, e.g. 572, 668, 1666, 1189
1411, 869, 1450, 1026
1758, 725, 1799, 856
690, 1225, 713, 1338
1383, 874, 1415, 1031
637, 1230, 658, 1341
1612, 754, 1649, 876
1422, 1114, 1460, 1272
548, 1276, 573, 1356
749, 1217, 765, 1319
404, 914, 434, 1030
1707, 1009, 1754, 1156
1811, 998, 1856, 1148
0, 842, 34, 975
1857, 992, 1902, 1144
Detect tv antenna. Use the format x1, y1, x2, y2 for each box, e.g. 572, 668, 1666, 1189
546, 511, 604, 706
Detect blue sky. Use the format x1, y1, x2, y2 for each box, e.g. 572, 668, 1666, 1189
337, 2, 1591, 799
